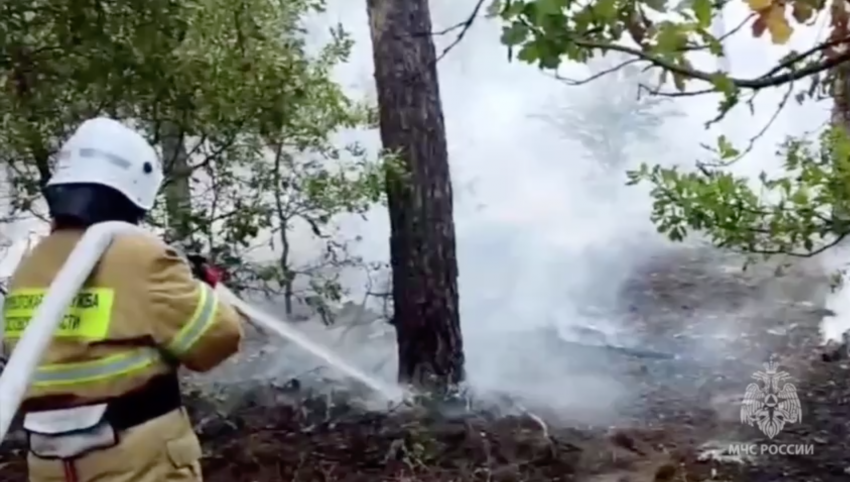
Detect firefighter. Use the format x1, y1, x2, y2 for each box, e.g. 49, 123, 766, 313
1, 117, 244, 482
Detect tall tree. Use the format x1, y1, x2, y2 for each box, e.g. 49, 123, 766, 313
366, 0, 465, 390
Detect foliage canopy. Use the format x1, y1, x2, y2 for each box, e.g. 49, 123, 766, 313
1, 0, 387, 310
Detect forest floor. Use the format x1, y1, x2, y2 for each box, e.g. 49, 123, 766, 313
2, 245, 850, 481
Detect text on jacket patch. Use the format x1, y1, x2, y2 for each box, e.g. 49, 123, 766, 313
3, 288, 116, 339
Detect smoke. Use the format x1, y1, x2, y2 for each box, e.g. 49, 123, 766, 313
258, 0, 668, 422
0, 0, 839, 426
257, 0, 838, 423
819, 248, 850, 344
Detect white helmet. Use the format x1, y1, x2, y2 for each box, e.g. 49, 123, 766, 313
47, 117, 163, 211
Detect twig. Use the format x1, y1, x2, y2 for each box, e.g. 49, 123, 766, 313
434, 0, 487, 63
548, 58, 643, 86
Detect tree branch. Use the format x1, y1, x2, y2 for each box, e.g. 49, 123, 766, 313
518, 14, 850, 91
571, 37, 850, 90
434, 0, 487, 62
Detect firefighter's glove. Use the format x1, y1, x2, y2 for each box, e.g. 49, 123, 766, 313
186, 254, 224, 287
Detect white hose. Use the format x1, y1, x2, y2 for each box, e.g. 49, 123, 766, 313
0, 222, 148, 440
0, 222, 405, 444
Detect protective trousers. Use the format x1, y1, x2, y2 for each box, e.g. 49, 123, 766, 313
27, 409, 203, 482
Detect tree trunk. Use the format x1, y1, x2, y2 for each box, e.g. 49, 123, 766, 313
161, 123, 193, 245
831, 63, 850, 232
366, 0, 465, 391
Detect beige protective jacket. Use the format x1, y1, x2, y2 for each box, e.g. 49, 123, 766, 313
2, 228, 244, 482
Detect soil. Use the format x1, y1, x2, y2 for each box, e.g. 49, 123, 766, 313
3, 245, 850, 481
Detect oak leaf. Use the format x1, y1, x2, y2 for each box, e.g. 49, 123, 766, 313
765, 4, 793, 44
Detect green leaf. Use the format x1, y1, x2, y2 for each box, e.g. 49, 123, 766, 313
486, 0, 504, 17
500, 23, 530, 45
593, 0, 619, 20
692, 0, 713, 28
516, 43, 540, 62
710, 72, 736, 96
535, 0, 567, 15
502, 0, 528, 18
654, 22, 689, 53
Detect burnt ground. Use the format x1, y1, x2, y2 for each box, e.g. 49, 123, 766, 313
3, 244, 850, 481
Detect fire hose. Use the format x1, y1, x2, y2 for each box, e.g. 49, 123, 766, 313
0, 222, 405, 443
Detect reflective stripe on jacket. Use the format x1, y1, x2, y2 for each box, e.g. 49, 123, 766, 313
1, 229, 243, 410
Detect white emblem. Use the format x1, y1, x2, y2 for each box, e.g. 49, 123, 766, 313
740, 360, 802, 439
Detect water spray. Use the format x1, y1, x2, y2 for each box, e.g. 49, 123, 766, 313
217, 285, 405, 399
0, 222, 405, 444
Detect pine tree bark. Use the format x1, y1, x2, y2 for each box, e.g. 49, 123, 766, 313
366, 0, 465, 391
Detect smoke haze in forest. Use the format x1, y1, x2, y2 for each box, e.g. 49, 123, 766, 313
284, 0, 834, 420
0, 0, 840, 423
